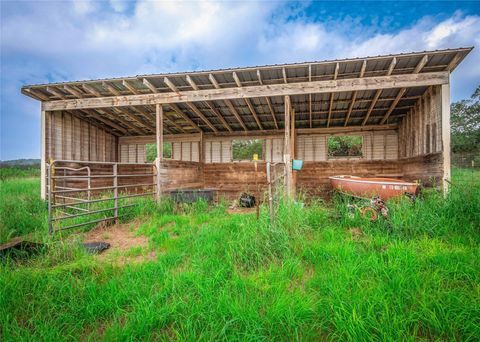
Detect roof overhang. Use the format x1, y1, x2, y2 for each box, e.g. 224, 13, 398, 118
21, 47, 473, 136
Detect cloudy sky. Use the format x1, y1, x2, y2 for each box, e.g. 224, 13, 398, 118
1, 0, 479, 160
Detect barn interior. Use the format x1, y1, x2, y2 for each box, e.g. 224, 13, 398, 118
21, 47, 472, 202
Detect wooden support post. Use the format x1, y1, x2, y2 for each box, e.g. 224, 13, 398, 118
291, 108, 297, 196
113, 164, 118, 223
156, 104, 163, 202
284, 96, 293, 198
266, 162, 274, 224
441, 81, 451, 196
41, 110, 47, 200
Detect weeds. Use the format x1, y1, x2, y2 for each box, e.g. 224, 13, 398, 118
0, 170, 479, 340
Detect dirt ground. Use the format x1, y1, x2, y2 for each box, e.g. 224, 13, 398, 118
83, 222, 156, 263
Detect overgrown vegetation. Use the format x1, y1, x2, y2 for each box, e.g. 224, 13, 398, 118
327, 135, 363, 157
451, 85, 480, 154
232, 139, 264, 160
145, 142, 172, 162
1, 167, 479, 340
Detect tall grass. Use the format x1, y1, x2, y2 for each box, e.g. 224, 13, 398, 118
0, 170, 479, 340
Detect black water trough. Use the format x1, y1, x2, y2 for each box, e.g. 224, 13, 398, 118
170, 189, 215, 203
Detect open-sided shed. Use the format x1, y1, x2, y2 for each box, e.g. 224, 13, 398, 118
22, 47, 472, 202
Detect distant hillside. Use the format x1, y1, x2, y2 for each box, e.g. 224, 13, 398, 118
0, 159, 40, 168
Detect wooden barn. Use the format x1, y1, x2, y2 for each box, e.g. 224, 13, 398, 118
22, 47, 472, 203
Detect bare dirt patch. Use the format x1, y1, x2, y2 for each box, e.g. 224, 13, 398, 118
83, 221, 155, 264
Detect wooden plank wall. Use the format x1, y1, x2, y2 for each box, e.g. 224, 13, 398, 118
160, 160, 203, 192
297, 160, 402, 197
203, 162, 267, 201
46, 111, 117, 162
398, 86, 444, 183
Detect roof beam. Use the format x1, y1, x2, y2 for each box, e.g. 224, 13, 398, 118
143, 78, 158, 93
82, 84, 102, 97
446, 52, 462, 71
282, 67, 288, 83
81, 109, 128, 134
205, 102, 233, 132
257, 69, 278, 129
309, 64, 312, 128
380, 55, 427, 124
102, 82, 121, 96
380, 88, 407, 124
122, 80, 140, 95
344, 91, 357, 126
46, 86, 67, 100
63, 85, 85, 98
359, 60, 367, 78
327, 63, 340, 127
168, 103, 202, 132
186, 75, 231, 131
344, 61, 366, 126
42, 71, 450, 111
232, 72, 263, 130
23, 88, 50, 101
209, 73, 247, 131
362, 58, 396, 126
101, 108, 145, 135
164, 76, 217, 132
186, 103, 218, 132
133, 106, 175, 134
119, 107, 154, 132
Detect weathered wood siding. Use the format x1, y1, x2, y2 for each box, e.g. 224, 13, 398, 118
46, 111, 117, 162
297, 160, 403, 197
203, 162, 267, 200
160, 160, 203, 191
398, 85, 444, 184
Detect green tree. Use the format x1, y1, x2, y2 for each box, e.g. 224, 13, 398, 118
146, 143, 172, 162
451, 86, 480, 153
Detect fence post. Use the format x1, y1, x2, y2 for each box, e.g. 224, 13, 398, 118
266, 162, 274, 225
48, 163, 53, 235
113, 163, 118, 224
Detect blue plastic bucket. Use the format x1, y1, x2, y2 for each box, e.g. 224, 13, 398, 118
292, 159, 303, 171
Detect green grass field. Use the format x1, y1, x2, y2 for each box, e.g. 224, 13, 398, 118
1, 168, 479, 340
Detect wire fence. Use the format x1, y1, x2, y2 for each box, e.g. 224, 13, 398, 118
451, 152, 479, 186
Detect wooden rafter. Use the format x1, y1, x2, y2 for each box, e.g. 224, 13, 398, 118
186, 103, 218, 132
344, 60, 367, 126
232, 72, 263, 130
446, 52, 462, 71
142, 78, 158, 93
282, 67, 288, 83
168, 103, 202, 132
82, 84, 102, 97
186, 75, 232, 131
46, 86, 67, 100
102, 82, 121, 96
81, 109, 128, 134
380, 55, 427, 124
327, 63, 340, 127
308, 64, 312, 128
66, 110, 121, 137
42, 71, 449, 111
164, 76, 217, 132
363, 57, 396, 126
344, 91, 357, 126
63, 85, 84, 98
209, 73, 247, 131
116, 107, 154, 132
122, 80, 140, 95
101, 108, 145, 135
256, 69, 278, 129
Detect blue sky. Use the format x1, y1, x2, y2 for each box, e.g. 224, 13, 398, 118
1, 0, 479, 160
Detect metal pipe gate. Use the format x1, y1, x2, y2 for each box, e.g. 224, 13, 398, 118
47, 160, 157, 234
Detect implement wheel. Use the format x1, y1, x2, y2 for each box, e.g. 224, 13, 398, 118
360, 207, 378, 221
